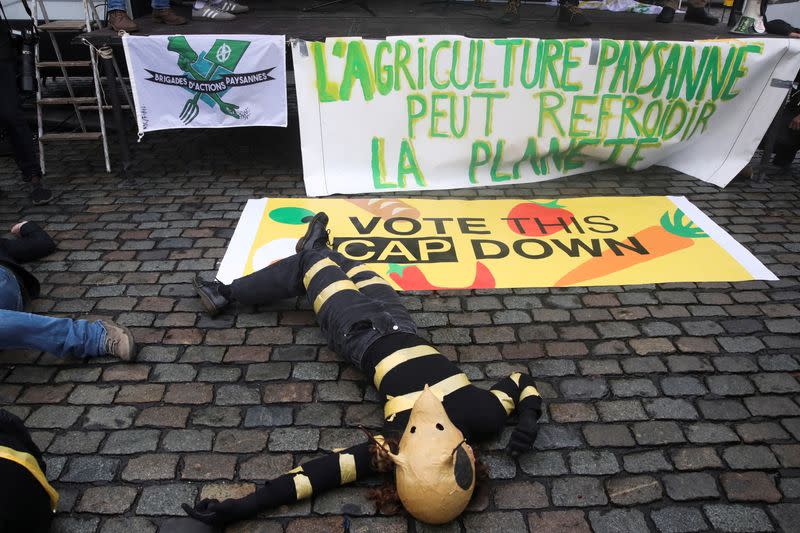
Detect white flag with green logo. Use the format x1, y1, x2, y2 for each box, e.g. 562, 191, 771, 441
123, 34, 287, 133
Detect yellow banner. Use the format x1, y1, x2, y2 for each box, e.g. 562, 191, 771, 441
217, 196, 775, 289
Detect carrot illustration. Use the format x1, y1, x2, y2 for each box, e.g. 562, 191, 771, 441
555, 209, 709, 287
347, 198, 421, 220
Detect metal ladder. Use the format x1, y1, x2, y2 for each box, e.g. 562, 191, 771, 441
32, 0, 132, 174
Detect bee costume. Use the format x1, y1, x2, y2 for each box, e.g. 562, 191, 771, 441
187, 213, 543, 526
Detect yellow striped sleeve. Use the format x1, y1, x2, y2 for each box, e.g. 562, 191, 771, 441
491, 389, 515, 416
346, 264, 373, 277
519, 385, 540, 402
384, 373, 471, 419
356, 277, 392, 290
373, 345, 440, 389
339, 453, 357, 484
302, 257, 337, 288
312, 279, 359, 314
293, 473, 313, 500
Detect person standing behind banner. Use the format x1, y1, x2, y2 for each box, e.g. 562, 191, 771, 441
192, 0, 249, 21
766, 66, 800, 175
107, 0, 186, 33
657, 0, 718, 24
498, 0, 591, 27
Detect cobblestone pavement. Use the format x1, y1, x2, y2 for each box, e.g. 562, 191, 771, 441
1, 126, 799, 533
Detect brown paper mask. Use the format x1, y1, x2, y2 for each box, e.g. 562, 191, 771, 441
384, 385, 476, 524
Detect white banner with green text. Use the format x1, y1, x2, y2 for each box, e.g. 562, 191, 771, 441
292, 36, 800, 196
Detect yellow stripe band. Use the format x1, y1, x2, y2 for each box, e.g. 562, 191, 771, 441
293, 473, 313, 500
0, 445, 59, 511
510, 372, 522, 387
356, 277, 391, 290
384, 373, 471, 419
339, 453, 357, 485
491, 389, 515, 416
303, 257, 337, 288
346, 264, 374, 277
288, 466, 304, 474
519, 385, 540, 402
313, 279, 359, 314
373, 345, 440, 389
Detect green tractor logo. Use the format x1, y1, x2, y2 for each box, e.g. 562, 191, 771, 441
146, 36, 277, 125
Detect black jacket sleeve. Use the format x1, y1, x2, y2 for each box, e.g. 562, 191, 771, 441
184, 440, 380, 527
490, 372, 544, 454
0, 222, 56, 263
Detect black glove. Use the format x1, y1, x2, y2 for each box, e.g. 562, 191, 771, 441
507, 408, 541, 456
181, 499, 242, 527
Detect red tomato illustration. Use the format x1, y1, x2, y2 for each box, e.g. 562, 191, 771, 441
506, 200, 574, 236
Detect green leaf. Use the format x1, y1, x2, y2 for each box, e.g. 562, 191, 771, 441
532, 199, 564, 209
660, 209, 709, 239
386, 264, 411, 275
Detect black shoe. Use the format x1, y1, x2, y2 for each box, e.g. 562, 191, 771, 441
684, 6, 718, 25
193, 276, 229, 317
295, 212, 330, 253
656, 6, 675, 23
558, 1, 591, 27
30, 185, 53, 206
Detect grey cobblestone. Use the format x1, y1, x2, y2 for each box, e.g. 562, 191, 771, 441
704, 504, 774, 532
622, 451, 672, 473
650, 507, 709, 533
664, 472, 720, 500
588, 509, 648, 533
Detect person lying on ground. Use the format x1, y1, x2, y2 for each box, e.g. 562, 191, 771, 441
0, 221, 136, 360
185, 212, 543, 527
0, 409, 58, 533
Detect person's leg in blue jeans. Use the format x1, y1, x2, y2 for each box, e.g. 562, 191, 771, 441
0, 267, 133, 359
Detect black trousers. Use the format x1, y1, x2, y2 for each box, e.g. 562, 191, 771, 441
0, 60, 40, 179
773, 108, 800, 167
230, 248, 417, 369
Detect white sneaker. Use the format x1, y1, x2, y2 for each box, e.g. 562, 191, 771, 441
192, 6, 236, 20
215, 1, 249, 14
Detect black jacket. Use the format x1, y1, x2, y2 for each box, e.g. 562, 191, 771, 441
0, 410, 53, 533
0, 222, 56, 303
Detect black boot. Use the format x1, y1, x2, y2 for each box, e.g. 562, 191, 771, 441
558, 0, 591, 27
498, 0, 520, 25
684, 5, 718, 25
193, 276, 230, 317
656, 6, 675, 23
295, 212, 331, 253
